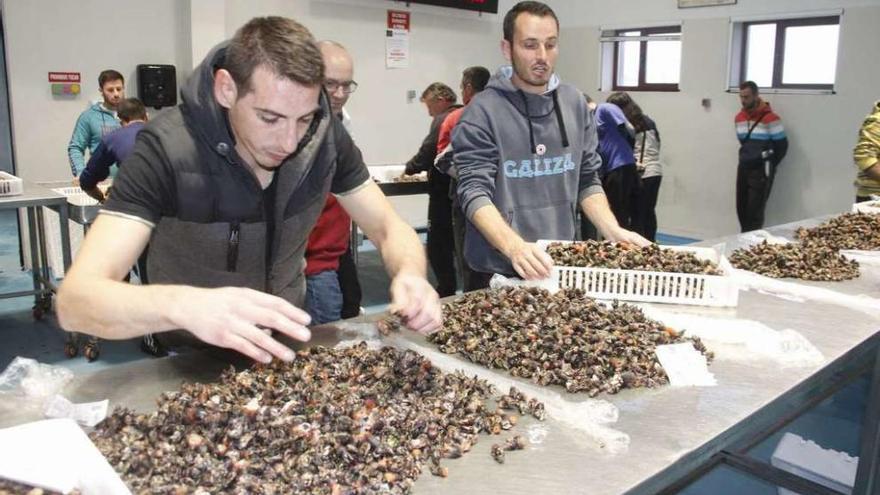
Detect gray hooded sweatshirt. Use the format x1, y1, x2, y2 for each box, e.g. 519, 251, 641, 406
452, 66, 603, 276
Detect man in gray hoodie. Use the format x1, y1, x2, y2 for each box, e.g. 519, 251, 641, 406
453, 1, 648, 289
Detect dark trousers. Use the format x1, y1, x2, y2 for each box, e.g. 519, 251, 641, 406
428, 176, 457, 297
580, 215, 598, 241
632, 175, 662, 242
602, 164, 639, 230
467, 270, 495, 292
451, 202, 474, 294
337, 245, 362, 319
736, 163, 775, 232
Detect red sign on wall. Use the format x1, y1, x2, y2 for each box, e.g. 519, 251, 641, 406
48, 72, 81, 83
387, 10, 410, 31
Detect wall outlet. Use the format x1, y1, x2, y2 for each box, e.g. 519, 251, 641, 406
406, 89, 417, 104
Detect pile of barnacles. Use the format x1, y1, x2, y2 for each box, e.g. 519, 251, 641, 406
90, 344, 542, 494
729, 240, 860, 281
382, 287, 711, 397
730, 212, 880, 281
795, 212, 880, 251
546, 241, 722, 275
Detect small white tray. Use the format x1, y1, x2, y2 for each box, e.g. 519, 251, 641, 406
0, 171, 23, 197
538, 240, 739, 307
852, 200, 880, 214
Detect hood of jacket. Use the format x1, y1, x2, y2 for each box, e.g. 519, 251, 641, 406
180, 41, 241, 157
485, 66, 568, 155
88, 101, 117, 117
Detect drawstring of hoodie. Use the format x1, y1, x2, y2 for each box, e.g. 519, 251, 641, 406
517, 89, 570, 155
518, 90, 538, 155
552, 90, 570, 149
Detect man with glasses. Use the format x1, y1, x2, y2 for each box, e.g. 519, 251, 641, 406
303, 41, 363, 325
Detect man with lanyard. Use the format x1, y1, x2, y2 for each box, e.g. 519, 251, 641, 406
452, 1, 648, 290
58, 17, 441, 362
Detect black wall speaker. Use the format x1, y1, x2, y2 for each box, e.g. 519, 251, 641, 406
137, 64, 177, 109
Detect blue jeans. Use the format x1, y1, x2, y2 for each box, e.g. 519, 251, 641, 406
305, 270, 343, 325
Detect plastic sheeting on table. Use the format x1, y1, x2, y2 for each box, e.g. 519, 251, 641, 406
0, 418, 130, 494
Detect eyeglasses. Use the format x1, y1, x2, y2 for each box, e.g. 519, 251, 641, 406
324, 79, 358, 94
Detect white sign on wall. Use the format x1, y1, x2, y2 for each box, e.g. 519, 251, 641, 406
386, 10, 410, 69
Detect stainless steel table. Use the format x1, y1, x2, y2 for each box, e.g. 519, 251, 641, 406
349, 179, 429, 265
2, 214, 879, 494
0, 181, 71, 317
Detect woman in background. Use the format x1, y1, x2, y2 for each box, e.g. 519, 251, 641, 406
624, 101, 663, 242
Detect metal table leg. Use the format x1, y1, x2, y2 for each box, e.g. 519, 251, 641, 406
57, 202, 72, 272
25, 207, 40, 303
35, 206, 51, 290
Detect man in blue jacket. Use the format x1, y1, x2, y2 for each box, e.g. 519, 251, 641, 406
453, 1, 648, 289
79, 97, 147, 203
67, 70, 125, 176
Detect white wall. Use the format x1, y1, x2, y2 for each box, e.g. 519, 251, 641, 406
558, 0, 880, 238
2, 0, 189, 183
220, 0, 576, 165
2, 0, 580, 180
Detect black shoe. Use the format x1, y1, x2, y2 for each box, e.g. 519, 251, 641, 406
140, 334, 168, 357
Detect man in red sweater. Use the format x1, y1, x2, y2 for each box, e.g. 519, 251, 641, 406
304, 41, 362, 324
434, 66, 490, 291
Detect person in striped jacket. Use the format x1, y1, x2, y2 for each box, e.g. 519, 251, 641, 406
735, 80, 788, 232
853, 101, 880, 202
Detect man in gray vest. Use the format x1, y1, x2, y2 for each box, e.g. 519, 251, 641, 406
57, 17, 441, 363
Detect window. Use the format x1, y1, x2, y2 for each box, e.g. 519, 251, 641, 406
733, 15, 839, 91
601, 26, 681, 92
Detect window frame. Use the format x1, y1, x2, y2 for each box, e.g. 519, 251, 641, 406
740, 15, 839, 91
611, 25, 682, 92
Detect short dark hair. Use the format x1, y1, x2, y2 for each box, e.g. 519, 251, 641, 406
462, 66, 491, 92
606, 91, 634, 110
421, 82, 457, 103
225, 16, 324, 96
116, 98, 147, 123
503, 1, 559, 44
98, 70, 124, 88
739, 80, 759, 94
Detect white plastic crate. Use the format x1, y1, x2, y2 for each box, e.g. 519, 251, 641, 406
51, 186, 100, 207
38, 187, 102, 278
0, 171, 23, 197
539, 240, 739, 307
771, 432, 857, 495
852, 199, 880, 214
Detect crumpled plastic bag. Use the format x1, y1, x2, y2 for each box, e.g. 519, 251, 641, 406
0, 357, 73, 401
